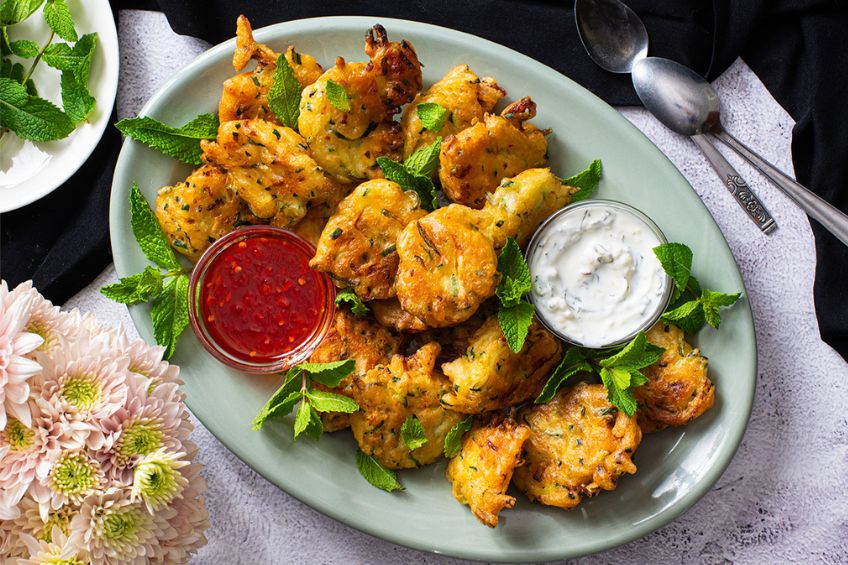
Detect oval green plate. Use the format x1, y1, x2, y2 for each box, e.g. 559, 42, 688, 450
110, 16, 756, 562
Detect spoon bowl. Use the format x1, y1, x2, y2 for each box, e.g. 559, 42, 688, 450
574, 0, 648, 73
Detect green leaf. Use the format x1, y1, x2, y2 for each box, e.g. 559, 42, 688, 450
356, 450, 403, 492
9, 39, 38, 57
700, 289, 741, 329
325, 79, 351, 112
443, 416, 473, 458
149, 274, 189, 359
303, 405, 324, 440
293, 400, 312, 439
99, 266, 163, 305
653, 242, 693, 296
43, 0, 76, 42
129, 183, 181, 270
498, 301, 535, 353
0, 0, 44, 25
295, 359, 356, 388
334, 289, 370, 316
41, 33, 96, 76
115, 113, 219, 165
400, 415, 428, 451
495, 237, 531, 308
267, 53, 301, 129
598, 332, 664, 372
535, 348, 593, 404
251, 372, 302, 430
599, 367, 638, 416
60, 69, 94, 123
416, 102, 449, 132
661, 299, 706, 335
305, 389, 359, 413
0, 78, 74, 141
376, 155, 439, 212
403, 136, 442, 178
563, 159, 602, 202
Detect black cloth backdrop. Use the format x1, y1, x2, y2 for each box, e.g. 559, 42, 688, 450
1, 1, 847, 358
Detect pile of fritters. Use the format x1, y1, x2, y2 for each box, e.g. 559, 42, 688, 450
155, 16, 717, 527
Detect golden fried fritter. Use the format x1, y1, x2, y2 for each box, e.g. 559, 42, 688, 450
439, 98, 548, 208
395, 205, 499, 328
201, 119, 340, 227
371, 298, 430, 333
220, 15, 323, 122
309, 309, 405, 431
350, 342, 463, 468
446, 416, 531, 527
513, 382, 642, 509
298, 26, 422, 183
155, 165, 241, 261
309, 179, 426, 300
635, 323, 715, 433
400, 65, 506, 157
440, 316, 562, 413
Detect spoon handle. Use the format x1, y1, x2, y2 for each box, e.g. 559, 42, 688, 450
714, 130, 848, 247
691, 134, 776, 234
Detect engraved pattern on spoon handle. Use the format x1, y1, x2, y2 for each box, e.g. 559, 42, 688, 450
691, 134, 777, 234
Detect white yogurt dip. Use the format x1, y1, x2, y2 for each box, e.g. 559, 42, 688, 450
526, 200, 670, 348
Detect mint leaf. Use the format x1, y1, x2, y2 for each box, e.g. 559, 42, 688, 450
303, 405, 324, 440
701, 289, 741, 329
149, 274, 189, 359
598, 332, 663, 372
129, 183, 181, 270
325, 79, 351, 112
335, 289, 370, 316
443, 416, 473, 458
498, 301, 535, 353
0, 0, 44, 25
267, 53, 301, 129
295, 359, 356, 388
599, 366, 638, 416
416, 102, 449, 132
564, 159, 602, 202
661, 300, 706, 335
0, 78, 74, 141
400, 415, 427, 450
115, 113, 219, 165
305, 389, 359, 413
653, 243, 693, 297
496, 237, 531, 308
60, 69, 93, 123
377, 155, 439, 212
251, 372, 302, 430
99, 266, 163, 305
293, 400, 312, 439
9, 39, 38, 57
535, 348, 593, 404
356, 451, 403, 492
43, 0, 77, 42
403, 137, 442, 178
41, 33, 96, 74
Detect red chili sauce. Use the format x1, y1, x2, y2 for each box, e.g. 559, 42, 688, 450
198, 235, 325, 363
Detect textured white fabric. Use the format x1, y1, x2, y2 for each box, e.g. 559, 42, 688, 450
63, 10, 848, 563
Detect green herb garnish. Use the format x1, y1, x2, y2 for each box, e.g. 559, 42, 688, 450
267, 53, 301, 129
416, 102, 448, 132
443, 416, 473, 458
376, 137, 442, 211
495, 237, 535, 352
334, 289, 370, 317
325, 79, 351, 112
355, 450, 403, 492
400, 415, 427, 450
563, 159, 602, 202
115, 113, 219, 165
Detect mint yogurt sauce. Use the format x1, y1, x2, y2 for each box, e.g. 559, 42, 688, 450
526, 201, 670, 348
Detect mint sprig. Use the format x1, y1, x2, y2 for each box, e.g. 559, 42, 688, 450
0, 77, 73, 140
43, 0, 76, 42
494, 237, 535, 352
416, 102, 448, 132
376, 137, 442, 211
356, 450, 403, 492
443, 416, 473, 458
267, 53, 301, 129
0, 0, 44, 25
115, 113, 219, 165
563, 159, 603, 202
400, 415, 428, 451
535, 348, 593, 404
334, 289, 370, 317
325, 79, 351, 112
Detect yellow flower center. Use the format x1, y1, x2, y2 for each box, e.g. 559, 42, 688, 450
37, 507, 74, 543
50, 452, 99, 498
27, 320, 53, 352
102, 508, 142, 544
61, 374, 101, 411
116, 420, 164, 463
3, 418, 34, 451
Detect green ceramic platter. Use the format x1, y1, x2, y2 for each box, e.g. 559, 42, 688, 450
109, 17, 756, 562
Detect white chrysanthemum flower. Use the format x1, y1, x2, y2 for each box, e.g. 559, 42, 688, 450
13, 494, 78, 548
117, 334, 183, 392
160, 452, 208, 565
130, 449, 189, 513
9, 282, 79, 358
0, 280, 44, 430
16, 526, 88, 565
68, 487, 176, 564
41, 451, 104, 511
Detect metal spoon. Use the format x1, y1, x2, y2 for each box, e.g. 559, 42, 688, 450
574, 0, 776, 234
633, 56, 848, 246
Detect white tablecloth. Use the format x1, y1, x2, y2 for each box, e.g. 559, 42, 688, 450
64, 10, 848, 564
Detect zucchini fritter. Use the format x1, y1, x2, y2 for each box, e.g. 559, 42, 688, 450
440, 97, 548, 208
220, 15, 323, 122
201, 119, 341, 228
371, 298, 429, 333
440, 316, 562, 413
400, 64, 506, 157
309, 179, 427, 300
155, 165, 241, 261
350, 342, 463, 468
298, 25, 422, 183
635, 323, 715, 432
513, 382, 642, 509
446, 416, 531, 527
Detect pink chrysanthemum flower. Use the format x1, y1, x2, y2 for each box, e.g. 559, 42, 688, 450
0, 280, 44, 431
68, 487, 177, 564
160, 442, 209, 564
1, 508, 25, 558
16, 526, 88, 564
9, 282, 79, 358
13, 494, 78, 548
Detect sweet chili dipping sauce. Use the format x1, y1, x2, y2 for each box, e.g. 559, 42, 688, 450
188, 226, 335, 373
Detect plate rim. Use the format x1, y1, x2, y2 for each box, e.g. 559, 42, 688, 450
109, 15, 757, 562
